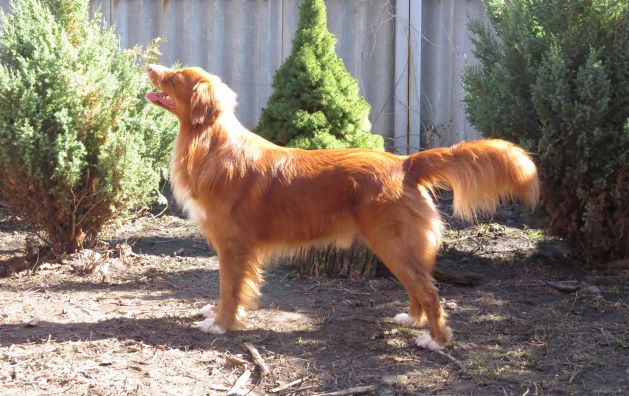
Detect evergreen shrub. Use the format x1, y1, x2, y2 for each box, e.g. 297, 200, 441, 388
463, 0, 629, 263
0, 0, 177, 254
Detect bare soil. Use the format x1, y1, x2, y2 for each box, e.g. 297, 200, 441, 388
0, 203, 627, 395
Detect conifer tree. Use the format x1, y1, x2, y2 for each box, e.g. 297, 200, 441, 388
256, 0, 383, 150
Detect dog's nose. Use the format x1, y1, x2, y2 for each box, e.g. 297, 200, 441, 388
147, 64, 169, 76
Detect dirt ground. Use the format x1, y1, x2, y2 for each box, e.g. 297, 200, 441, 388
0, 202, 627, 395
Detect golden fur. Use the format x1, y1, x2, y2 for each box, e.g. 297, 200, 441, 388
145, 64, 539, 349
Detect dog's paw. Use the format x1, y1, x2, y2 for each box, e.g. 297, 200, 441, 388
394, 313, 423, 328
196, 318, 226, 334
415, 332, 445, 350
199, 304, 217, 318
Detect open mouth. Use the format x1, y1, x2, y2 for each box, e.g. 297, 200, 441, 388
145, 91, 176, 110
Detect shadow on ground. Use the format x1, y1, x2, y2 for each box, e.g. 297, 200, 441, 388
1, 205, 627, 395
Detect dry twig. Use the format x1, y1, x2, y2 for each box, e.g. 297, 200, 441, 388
545, 280, 580, 292
568, 364, 582, 384
227, 369, 251, 396
433, 349, 472, 377
289, 385, 319, 393
210, 384, 230, 391
244, 342, 270, 377
313, 384, 379, 396
269, 378, 303, 393
225, 353, 248, 367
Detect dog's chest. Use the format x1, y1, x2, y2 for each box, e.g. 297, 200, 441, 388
170, 154, 208, 226
179, 190, 207, 225
171, 178, 206, 224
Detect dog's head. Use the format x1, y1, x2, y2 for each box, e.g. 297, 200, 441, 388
145, 64, 237, 127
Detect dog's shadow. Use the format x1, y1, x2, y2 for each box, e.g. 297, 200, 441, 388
0, 231, 574, 352
0, 264, 423, 390
0, 237, 582, 394
0, 262, 408, 350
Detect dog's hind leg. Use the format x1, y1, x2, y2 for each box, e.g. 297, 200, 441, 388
366, 236, 450, 349
360, 206, 451, 349
407, 269, 452, 350
197, 246, 263, 334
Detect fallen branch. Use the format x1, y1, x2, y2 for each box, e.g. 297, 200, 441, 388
545, 280, 580, 292
433, 349, 472, 377
227, 369, 251, 396
269, 378, 303, 393
568, 364, 582, 384
244, 342, 271, 377
313, 384, 379, 396
288, 385, 319, 393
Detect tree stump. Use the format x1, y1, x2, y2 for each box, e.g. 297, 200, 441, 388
289, 241, 483, 285
288, 240, 384, 278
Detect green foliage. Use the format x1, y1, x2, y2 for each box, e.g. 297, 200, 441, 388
256, 0, 383, 150
463, 0, 629, 263
0, 0, 177, 254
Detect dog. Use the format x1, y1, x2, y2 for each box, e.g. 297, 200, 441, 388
145, 64, 539, 350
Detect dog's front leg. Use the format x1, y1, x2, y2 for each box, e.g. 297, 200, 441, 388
197, 246, 262, 334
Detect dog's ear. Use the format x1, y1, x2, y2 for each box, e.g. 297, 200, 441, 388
191, 79, 237, 127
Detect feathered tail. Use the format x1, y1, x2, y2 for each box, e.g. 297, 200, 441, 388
404, 139, 539, 220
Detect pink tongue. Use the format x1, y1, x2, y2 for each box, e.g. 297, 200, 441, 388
145, 91, 176, 109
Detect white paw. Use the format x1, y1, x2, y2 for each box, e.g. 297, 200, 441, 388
394, 312, 422, 328
415, 332, 445, 350
199, 304, 216, 318
196, 318, 226, 334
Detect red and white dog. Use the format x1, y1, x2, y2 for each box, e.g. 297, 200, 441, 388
146, 64, 539, 350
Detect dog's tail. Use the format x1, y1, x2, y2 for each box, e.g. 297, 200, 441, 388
404, 139, 539, 220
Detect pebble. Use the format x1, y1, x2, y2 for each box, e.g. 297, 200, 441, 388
38, 263, 59, 271
445, 301, 458, 309
382, 374, 407, 385
25, 318, 40, 327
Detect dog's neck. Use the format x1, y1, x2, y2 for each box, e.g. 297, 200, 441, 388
178, 111, 248, 143
177, 111, 264, 168
215, 112, 249, 139
173, 111, 266, 194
